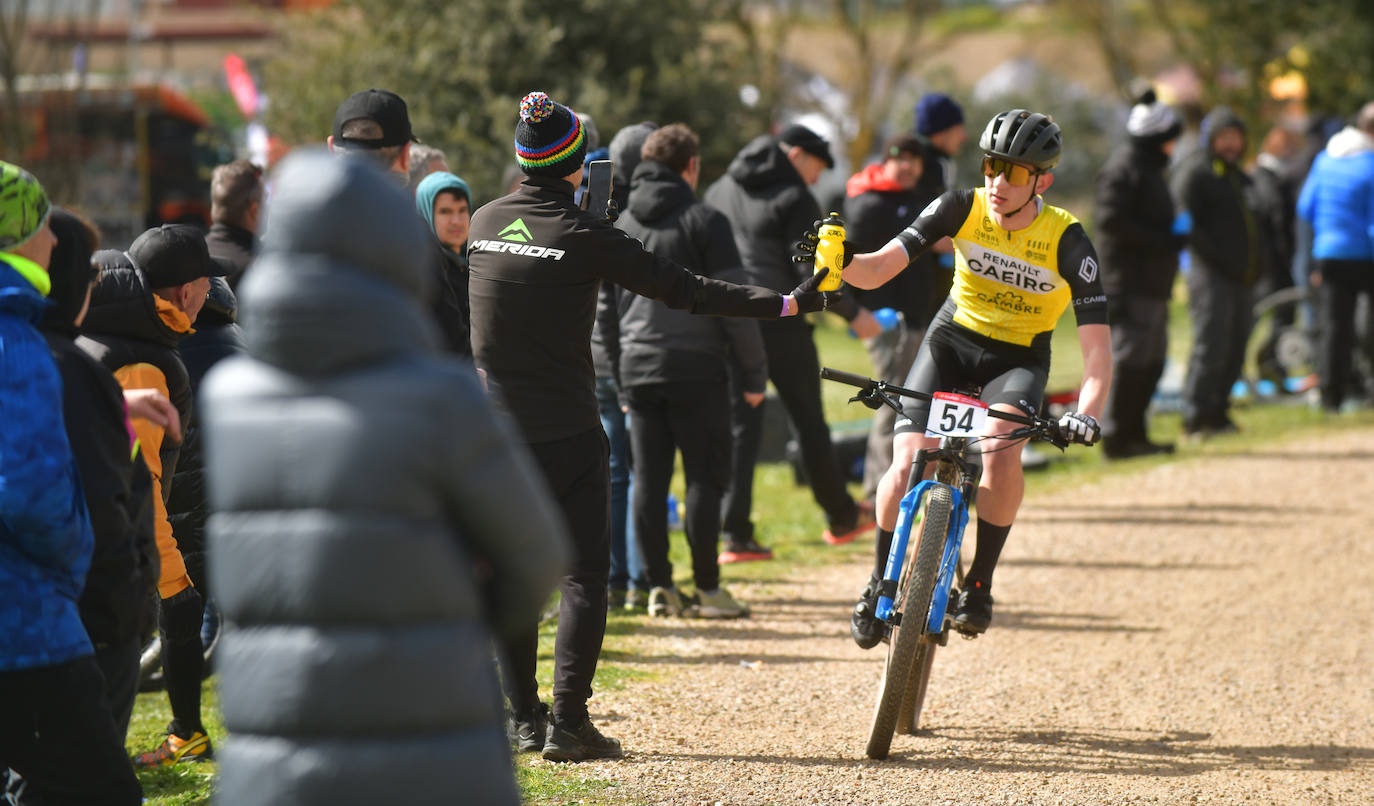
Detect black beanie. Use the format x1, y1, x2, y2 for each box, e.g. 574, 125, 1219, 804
41, 208, 98, 331
514, 91, 587, 178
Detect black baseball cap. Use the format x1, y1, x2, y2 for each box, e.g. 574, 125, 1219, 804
332, 88, 418, 149
127, 224, 231, 289
779, 123, 834, 169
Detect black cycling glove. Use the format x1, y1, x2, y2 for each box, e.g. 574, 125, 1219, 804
1056, 411, 1101, 446
787, 268, 834, 314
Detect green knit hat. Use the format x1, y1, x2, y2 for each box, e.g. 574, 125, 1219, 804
0, 161, 51, 252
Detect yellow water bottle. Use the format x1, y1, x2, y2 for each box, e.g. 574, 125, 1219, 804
813, 212, 846, 292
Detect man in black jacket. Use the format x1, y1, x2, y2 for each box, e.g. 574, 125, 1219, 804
39, 209, 159, 742
81, 225, 230, 767
204, 160, 262, 290
913, 92, 969, 322
603, 123, 767, 620
594, 121, 659, 611
844, 133, 930, 504
468, 92, 833, 763
165, 275, 244, 682
704, 124, 878, 558
1094, 89, 1186, 457
1172, 106, 1260, 436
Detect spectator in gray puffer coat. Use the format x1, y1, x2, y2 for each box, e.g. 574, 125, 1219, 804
202, 151, 571, 806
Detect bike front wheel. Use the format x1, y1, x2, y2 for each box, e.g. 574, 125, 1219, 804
866, 483, 954, 759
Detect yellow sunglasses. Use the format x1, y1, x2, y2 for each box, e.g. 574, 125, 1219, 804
981, 156, 1037, 186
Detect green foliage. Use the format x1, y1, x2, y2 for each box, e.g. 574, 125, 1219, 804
263, 0, 762, 202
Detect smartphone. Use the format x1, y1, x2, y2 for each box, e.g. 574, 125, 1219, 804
582, 160, 614, 219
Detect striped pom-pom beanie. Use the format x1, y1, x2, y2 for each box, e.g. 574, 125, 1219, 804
514, 91, 587, 178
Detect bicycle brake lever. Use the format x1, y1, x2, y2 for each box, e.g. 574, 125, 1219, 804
849, 389, 888, 411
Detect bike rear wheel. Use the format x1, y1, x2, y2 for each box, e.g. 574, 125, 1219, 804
866, 484, 954, 759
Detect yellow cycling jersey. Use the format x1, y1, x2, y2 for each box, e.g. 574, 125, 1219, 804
894, 188, 1107, 348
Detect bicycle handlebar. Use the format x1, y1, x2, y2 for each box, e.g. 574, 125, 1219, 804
821, 367, 1038, 427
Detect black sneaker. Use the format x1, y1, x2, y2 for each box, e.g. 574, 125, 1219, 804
953, 586, 994, 635
850, 575, 885, 650
541, 717, 623, 762
508, 702, 550, 753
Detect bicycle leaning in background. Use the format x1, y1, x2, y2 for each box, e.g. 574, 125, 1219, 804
821, 367, 1074, 760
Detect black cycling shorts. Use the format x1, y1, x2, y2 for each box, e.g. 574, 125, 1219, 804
894, 302, 1050, 436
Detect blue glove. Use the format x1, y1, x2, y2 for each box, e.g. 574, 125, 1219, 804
937, 252, 956, 269
1171, 210, 1193, 237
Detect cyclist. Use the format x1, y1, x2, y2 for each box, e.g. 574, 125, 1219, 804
803, 109, 1112, 644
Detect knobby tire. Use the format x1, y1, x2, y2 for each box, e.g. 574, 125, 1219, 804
866, 484, 954, 759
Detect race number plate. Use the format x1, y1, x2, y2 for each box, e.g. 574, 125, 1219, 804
925, 392, 988, 438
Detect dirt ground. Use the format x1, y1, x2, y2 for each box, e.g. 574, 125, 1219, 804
554, 430, 1374, 805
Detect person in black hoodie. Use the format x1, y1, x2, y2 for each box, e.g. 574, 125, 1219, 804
1094, 88, 1186, 457
704, 124, 879, 559
204, 160, 262, 290
468, 92, 834, 763
603, 123, 767, 620
844, 133, 931, 504
38, 209, 160, 741
1172, 106, 1260, 436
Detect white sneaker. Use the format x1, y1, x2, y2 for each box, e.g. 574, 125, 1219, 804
648, 586, 684, 617
696, 587, 749, 619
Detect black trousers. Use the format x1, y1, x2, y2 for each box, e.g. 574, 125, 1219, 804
625, 380, 732, 592
93, 636, 141, 740
158, 584, 206, 736
1184, 269, 1253, 429
1103, 295, 1170, 444
0, 656, 142, 805
1318, 259, 1374, 410
500, 427, 610, 727
722, 320, 857, 541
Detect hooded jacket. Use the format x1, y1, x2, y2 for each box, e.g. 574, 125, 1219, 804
79, 251, 195, 599
202, 152, 570, 806
1297, 126, 1374, 262
605, 160, 767, 392
415, 172, 473, 357
468, 174, 784, 445
166, 277, 244, 588
1171, 107, 1260, 285
39, 213, 157, 649
842, 163, 930, 321
704, 134, 860, 321
0, 252, 96, 671
1094, 138, 1185, 299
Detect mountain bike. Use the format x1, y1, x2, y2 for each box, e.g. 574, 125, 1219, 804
820, 367, 1069, 759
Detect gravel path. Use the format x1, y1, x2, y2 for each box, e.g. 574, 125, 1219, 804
555, 431, 1374, 805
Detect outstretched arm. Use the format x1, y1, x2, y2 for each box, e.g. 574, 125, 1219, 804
842, 242, 916, 290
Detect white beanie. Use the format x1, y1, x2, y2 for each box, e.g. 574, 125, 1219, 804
1127, 88, 1183, 140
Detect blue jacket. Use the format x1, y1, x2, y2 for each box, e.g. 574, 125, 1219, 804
0, 254, 95, 671
1297, 126, 1374, 262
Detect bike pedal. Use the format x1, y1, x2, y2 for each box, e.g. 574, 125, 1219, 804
957, 629, 980, 641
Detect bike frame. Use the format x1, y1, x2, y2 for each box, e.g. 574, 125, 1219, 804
875, 441, 979, 635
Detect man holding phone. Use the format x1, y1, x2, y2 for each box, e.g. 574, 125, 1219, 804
467, 92, 836, 763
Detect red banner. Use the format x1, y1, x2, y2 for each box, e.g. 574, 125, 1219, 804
223, 52, 259, 120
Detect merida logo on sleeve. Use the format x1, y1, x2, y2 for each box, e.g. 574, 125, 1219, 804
470, 217, 566, 260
